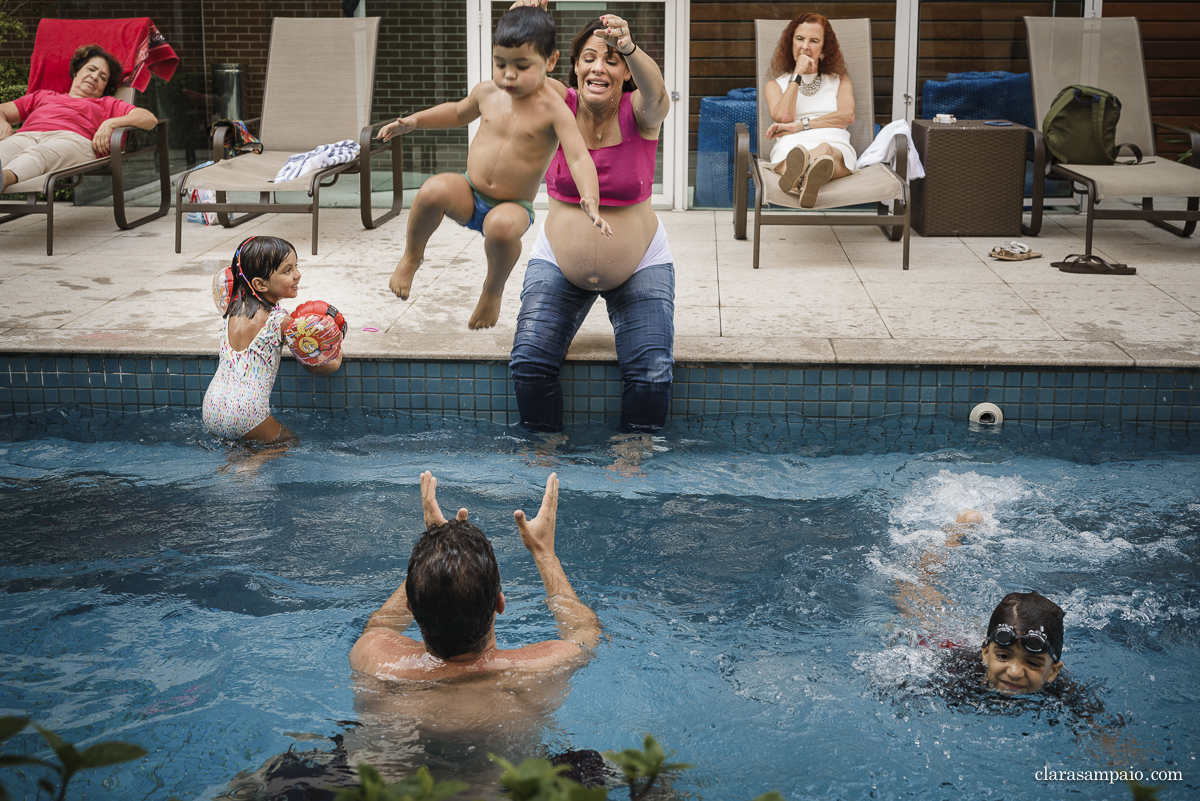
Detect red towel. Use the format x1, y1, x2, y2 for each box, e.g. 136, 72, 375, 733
27, 18, 179, 94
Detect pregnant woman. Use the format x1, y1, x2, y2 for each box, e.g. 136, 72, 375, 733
509, 7, 674, 433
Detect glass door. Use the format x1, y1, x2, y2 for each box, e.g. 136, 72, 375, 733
469, 0, 684, 208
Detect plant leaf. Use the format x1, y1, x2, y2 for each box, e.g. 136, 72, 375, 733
752, 792, 787, 801
0, 718, 29, 744
78, 742, 148, 770
36, 779, 56, 795
32, 725, 79, 775
0, 755, 54, 769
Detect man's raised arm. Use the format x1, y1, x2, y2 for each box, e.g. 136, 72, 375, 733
360, 471, 470, 635
514, 473, 601, 649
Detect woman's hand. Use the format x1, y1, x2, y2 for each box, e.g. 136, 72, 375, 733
597, 13, 635, 55
766, 121, 798, 139
0, 118, 12, 141
379, 116, 416, 141
92, 119, 119, 155
793, 54, 818, 76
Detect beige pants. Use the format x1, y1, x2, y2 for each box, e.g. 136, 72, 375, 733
0, 130, 97, 184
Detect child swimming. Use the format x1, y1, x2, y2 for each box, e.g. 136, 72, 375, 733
202, 236, 342, 443
978, 590, 1064, 695
378, 5, 611, 330
891, 511, 1071, 697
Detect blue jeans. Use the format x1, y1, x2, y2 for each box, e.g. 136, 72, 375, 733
510, 259, 675, 432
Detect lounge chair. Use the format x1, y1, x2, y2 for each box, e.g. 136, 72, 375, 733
174, 17, 402, 255
1023, 16, 1200, 254
0, 18, 172, 256
734, 18, 910, 269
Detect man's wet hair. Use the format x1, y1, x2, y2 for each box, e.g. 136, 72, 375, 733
494, 6, 557, 60
406, 519, 501, 659
986, 591, 1064, 662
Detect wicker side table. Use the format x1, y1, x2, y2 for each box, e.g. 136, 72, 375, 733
911, 119, 1028, 237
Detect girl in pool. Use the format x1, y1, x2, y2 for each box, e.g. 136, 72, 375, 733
896, 511, 1068, 696
202, 236, 342, 443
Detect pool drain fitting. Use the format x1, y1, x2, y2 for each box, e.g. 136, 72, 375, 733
969, 402, 1004, 425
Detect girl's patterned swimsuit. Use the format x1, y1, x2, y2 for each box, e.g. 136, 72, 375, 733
202, 307, 288, 439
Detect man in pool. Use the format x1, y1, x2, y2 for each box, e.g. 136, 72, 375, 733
349, 470, 600, 681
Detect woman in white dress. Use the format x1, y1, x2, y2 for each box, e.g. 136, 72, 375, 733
763, 12, 856, 208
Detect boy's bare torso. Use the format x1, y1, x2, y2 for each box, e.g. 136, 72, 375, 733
466, 81, 565, 202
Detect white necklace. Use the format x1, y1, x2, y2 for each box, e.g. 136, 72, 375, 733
799, 73, 822, 97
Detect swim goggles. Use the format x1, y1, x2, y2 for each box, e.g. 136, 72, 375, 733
984, 624, 1058, 661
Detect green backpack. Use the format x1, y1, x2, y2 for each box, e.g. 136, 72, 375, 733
1043, 85, 1143, 165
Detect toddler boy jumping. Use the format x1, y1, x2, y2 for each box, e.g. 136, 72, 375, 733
380, 6, 611, 329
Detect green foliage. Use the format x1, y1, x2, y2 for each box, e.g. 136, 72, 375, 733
0, 5, 25, 44
1127, 779, 1163, 801
334, 764, 469, 801
491, 755, 607, 801
0, 1, 29, 104
604, 735, 694, 801
1172, 124, 1199, 165
0, 716, 147, 801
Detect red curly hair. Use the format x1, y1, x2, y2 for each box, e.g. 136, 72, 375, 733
769, 13, 847, 79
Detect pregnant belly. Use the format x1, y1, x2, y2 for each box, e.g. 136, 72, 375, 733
544, 199, 657, 291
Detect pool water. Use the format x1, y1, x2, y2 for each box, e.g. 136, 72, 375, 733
1, 409, 1198, 800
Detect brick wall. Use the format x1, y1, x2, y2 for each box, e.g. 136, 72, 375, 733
373, 0, 469, 178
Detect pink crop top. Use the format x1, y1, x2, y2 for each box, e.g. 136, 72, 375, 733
545, 88, 658, 207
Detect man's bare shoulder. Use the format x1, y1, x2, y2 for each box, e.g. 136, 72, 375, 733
349, 628, 426, 677
351, 636, 586, 683
493, 638, 585, 671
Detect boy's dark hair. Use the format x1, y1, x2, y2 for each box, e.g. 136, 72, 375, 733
986, 591, 1065, 662
406, 519, 502, 659
69, 44, 123, 97
224, 235, 297, 320
567, 20, 637, 94
494, 6, 557, 60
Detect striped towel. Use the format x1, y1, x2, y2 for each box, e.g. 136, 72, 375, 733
272, 140, 360, 183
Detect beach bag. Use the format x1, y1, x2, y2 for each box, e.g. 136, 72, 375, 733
186, 188, 218, 225
1042, 85, 1142, 165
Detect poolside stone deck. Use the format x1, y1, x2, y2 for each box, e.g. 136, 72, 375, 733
1, 203, 1198, 369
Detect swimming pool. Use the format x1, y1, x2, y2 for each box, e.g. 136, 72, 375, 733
1, 410, 1197, 800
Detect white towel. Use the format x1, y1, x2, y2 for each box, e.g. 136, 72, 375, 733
857, 120, 925, 179
272, 140, 360, 183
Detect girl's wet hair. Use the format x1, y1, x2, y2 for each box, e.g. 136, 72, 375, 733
567, 20, 637, 93
224, 236, 296, 320
69, 44, 123, 97
986, 591, 1065, 662
494, 6, 557, 59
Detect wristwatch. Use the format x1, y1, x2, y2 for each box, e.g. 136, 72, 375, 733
801, 117, 811, 131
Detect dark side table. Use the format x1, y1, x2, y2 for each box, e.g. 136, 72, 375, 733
911, 119, 1028, 237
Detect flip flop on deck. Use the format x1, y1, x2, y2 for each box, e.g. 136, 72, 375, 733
988, 241, 1041, 261
1051, 253, 1136, 275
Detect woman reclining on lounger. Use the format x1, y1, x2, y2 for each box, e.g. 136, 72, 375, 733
0, 44, 157, 192
763, 12, 856, 208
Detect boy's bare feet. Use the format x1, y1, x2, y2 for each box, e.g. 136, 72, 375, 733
469, 291, 503, 329
389, 255, 422, 299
